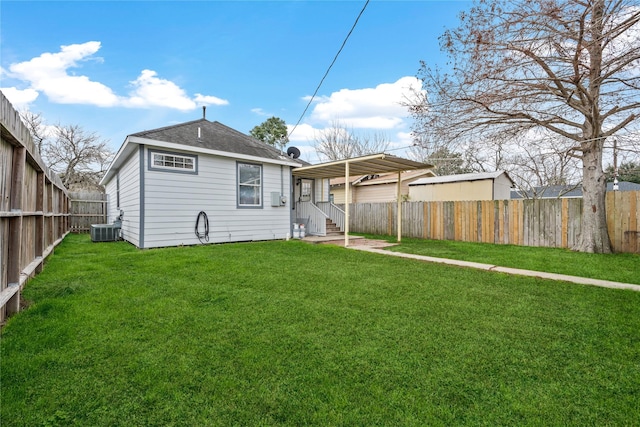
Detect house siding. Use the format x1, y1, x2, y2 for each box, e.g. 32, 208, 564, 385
314, 179, 330, 203
493, 175, 513, 199
141, 148, 291, 248
409, 179, 495, 201
105, 179, 118, 222
331, 186, 352, 204
355, 180, 413, 202
113, 148, 141, 247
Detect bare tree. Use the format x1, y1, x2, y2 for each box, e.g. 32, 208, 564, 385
408, 0, 640, 253
45, 124, 113, 188
409, 145, 472, 175
314, 120, 390, 161
19, 110, 48, 153
20, 111, 114, 190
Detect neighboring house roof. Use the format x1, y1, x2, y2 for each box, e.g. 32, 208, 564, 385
330, 169, 436, 188
511, 181, 640, 199
101, 119, 303, 185
356, 169, 437, 186
409, 171, 513, 186
330, 175, 369, 187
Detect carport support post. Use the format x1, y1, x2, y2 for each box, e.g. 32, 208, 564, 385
345, 161, 350, 247
396, 171, 402, 243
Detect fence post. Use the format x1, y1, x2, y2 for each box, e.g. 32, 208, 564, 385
35, 171, 45, 273
7, 146, 26, 315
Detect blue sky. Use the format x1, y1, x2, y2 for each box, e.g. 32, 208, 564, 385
1, 0, 471, 163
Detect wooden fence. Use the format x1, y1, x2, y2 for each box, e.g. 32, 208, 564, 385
349, 191, 640, 254
0, 91, 70, 323
70, 192, 107, 232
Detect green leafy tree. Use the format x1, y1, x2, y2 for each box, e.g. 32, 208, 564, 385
250, 117, 289, 152
606, 161, 640, 184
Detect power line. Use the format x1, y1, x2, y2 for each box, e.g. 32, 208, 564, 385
288, 0, 370, 139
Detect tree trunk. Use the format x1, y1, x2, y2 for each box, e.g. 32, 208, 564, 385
574, 145, 612, 253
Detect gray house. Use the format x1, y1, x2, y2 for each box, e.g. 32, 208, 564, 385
100, 118, 303, 248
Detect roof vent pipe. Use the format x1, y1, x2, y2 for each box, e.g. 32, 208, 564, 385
202, 105, 206, 119
198, 127, 201, 139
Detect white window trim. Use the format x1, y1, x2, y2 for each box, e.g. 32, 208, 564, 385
148, 149, 198, 174
237, 162, 263, 209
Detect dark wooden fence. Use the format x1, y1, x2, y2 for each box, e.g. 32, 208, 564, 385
0, 91, 70, 323
70, 192, 107, 232
349, 191, 640, 254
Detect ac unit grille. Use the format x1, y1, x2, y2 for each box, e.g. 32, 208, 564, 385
91, 224, 119, 242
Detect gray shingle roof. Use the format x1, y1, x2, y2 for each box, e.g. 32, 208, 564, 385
131, 119, 305, 164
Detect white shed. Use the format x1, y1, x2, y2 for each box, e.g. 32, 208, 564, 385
408, 171, 514, 201
100, 118, 302, 248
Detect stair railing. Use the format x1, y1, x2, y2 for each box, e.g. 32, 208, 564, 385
295, 201, 328, 236
316, 201, 345, 232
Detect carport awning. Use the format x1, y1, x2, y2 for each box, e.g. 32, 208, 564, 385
292, 153, 431, 179
291, 153, 433, 247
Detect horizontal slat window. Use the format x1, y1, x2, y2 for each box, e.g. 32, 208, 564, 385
148, 150, 198, 174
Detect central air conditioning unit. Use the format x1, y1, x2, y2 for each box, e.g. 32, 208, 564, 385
91, 210, 123, 242
90, 224, 119, 242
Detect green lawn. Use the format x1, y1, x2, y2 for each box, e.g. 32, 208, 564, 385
358, 234, 640, 285
2, 234, 639, 426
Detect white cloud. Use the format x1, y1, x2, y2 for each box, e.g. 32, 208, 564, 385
4, 42, 227, 111
195, 93, 229, 106
124, 69, 195, 110
287, 123, 317, 142
251, 107, 270, 116
394, 131, 416, 147
0, 87, 39, 109
8, 41, 120, 106
307, 76, 424, 130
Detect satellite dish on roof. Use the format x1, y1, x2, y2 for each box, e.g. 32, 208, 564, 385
287, 146, 301, 159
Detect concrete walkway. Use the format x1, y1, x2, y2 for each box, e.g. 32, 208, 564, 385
348, 245, 640, 292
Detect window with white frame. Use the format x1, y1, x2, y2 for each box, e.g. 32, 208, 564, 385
237, 162, 262, 208
149, 150, 197, 174
301, 180, 312, 202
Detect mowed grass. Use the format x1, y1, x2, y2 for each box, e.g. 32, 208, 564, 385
357, 234, 640, 285
1, 234, 639, 426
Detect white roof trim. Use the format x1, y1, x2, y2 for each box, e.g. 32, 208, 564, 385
101, 135, 301, 185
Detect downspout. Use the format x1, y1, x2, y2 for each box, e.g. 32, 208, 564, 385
281, 165, 284, 196
139, 145, 145, 249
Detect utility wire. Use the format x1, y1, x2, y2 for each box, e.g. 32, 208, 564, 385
288, 0, 370, 139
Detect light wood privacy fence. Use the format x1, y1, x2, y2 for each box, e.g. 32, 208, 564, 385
70, 192, 107, 232
1, 91, 70, 323
349, 191, 640, 254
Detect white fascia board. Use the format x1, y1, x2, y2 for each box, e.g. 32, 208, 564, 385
127, 136, 301, 167
100, 135, 302, 185
99, 137, 137, 185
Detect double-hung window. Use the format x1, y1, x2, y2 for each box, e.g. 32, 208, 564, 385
237, 162, 262, 208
